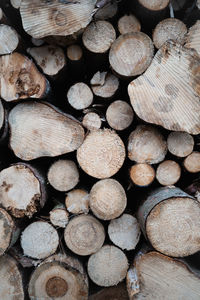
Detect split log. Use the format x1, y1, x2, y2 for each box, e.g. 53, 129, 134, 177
183, 151, 200, 173
21, 221, 59, 259
64, 214, 105, 255
0, 254, 25, 299
89, 178, 127, 220
109, 32, 154, 77
82, 21, 116, 53
167, 131, 194, 157
108, 214, 141, 250
153, 18, 187, 49
0, 24, 19, 55
10, 0, 21, 9
156, 160, 181, 185
87, 245, 129, 287
130, 163, 155, 187
106, 100, 134, 130
28, 253, 88, 300
118, 14, 141, 35
82, 112, 102, 131
89, 283, 129, 300
67, 82, 93, 110
0, 163, 46, 218
0, 52, 50, 101
67, 44, 83, 61
20, 0, 96, 38
185, 21, 200, 56
65, 189, 89, 214
77, 129, 125, 179
8, 101, 85, 160
47, 159, 79, 192
91, 72, 119, 99
137, 186, 200, 257
95, 2, 118, 20
128, 125, 167, 164
49, 204, 69, 228
128, 40, 200, 134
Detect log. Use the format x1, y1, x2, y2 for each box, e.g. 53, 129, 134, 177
67, 82, 93, 110
128, 125, 167, 164
77, 129, 125, 179
0, 254, 25, 299
94, 2, 118, 20
128, 40, 200, 134
167, 131, 194, 157
47, 159, 79, 192
152, 18, 187, 49
67, 44, 83, 61
183, 151, 200, 173
156, 160, 181, 185
89, 178, 127, 220
108, 213, 141, 250
109, 32, 154, 77
0, 52, 50, 101
118, 14, 141, 35
137, 0, 170, 11
87, 245, 129, 287
89, 283, 129, 300
0, 163, 47, 218
64, 214, 105, 255
137, 186, 200, 257
185, 20, 200, 57
106, 100, 134, 130
49, 204, 69, 228
21, 221, 59, 259
82, 112, 102, 131
82, 21, 116, 53
8, 101, 85, 160
130, 163, 155, 187
0, 24, 19, 55
20, 0, 96, 38
91, 72, 119, 99
65, 189, 89, 214
28, 253, 88, 300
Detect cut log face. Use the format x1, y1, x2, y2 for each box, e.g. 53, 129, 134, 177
82, 112, 102, 131
0, 24, 19, 55
133, 251, 200, 299
20, 0, 96, 38
50, 208, 69, 228
156, 160, 181, 185
185, 21, 200, 57
128, 125, 167, 164
0, 254, 24, 300
9, 101, 85, 160
167, 131, 194, 157
108, 214, 141, 250
21, 221, 59, 259
130, 163, 155, 186
183, 151, 200, 173
65, 189, 89, 214
64, 214, 105, 255
67, 82, 93, 110
89, 178, 127, 220
77, 129, 125, 179
91, 72, 119, 99
138, 0, 170, 11
67, 44, 83, 61
0, 52, 49, 101
0, 163, 46, 218
118, 14, 141, 35
153, 18, 187, 49
95, 2, 118, 20
109, 32, 154, 77
87, 245, 129, 287
128, 40, 200, 134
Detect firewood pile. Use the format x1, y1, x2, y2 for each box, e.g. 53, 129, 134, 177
0, 0, 200, 299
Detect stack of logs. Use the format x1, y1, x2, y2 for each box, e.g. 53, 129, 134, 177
0, 0, 200, 299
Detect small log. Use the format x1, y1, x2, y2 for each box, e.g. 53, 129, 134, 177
128, 40, 200, 134
91, 72, 119, 99
28, 253, 88, 300
183, 151, 200, 173
64, 214, 105, 255
8, 101, 85, 160
109, 32, 154, 77
48, 159, 79, 192
82, 21, 116, 53
10, 0, 21, 9
130, 163, 155, 187
0, 24, 19, 55
0, 52, 50, 101
49, 204, 69, 228
27, 45, 66, 76
108, 214, 141, 251
0, 163, 47, 218
118, 14, 141, 35
87, 245, 129, 287
77, 129, 125, 179
67, 44, 83, 61
89, 178, 127, 220
106, 100, 134, 130
21, 221, 59, 259
95, 2, 118, 20
156, 160, 181, 186
167, 131, 194, 157
137, 186, 200, 257
65, 189, 89, 214
67, 82, 93, 110
128, 125, 167, 164
82, 112, 102, 131
137, 0, 170, 11
153, 18, 187, 49
185, 20, 200, 57
0, 254, 25, 299
89, 283, 129, 300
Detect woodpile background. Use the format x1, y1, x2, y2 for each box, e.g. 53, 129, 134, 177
0, 0, 200, 299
